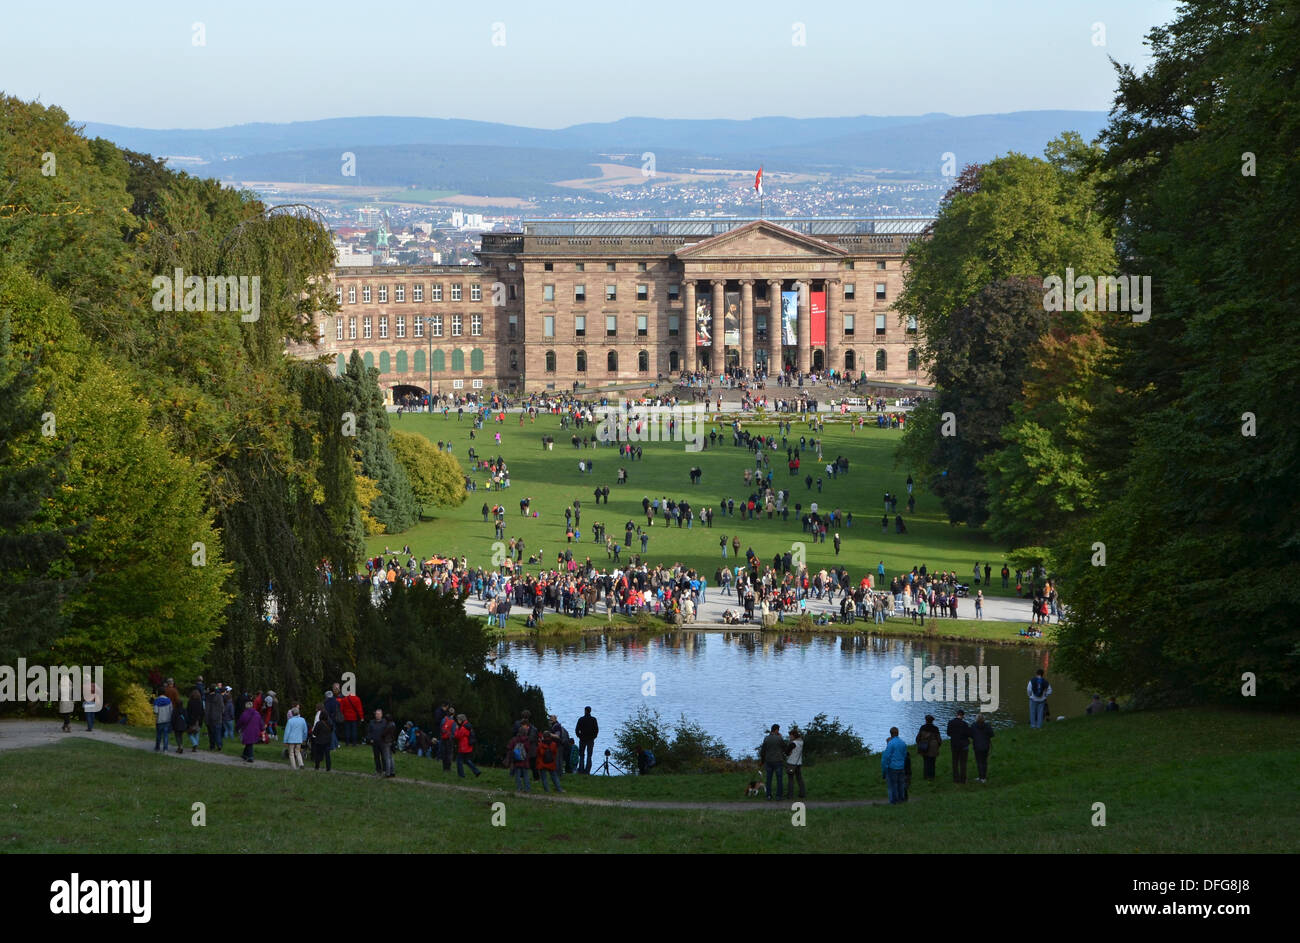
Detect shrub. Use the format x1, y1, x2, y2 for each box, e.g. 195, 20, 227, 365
796, 712, 865, 765
613, 707, 735, 773
118, 683, 154, 727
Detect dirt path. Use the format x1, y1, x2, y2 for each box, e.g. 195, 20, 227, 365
0, 720, 889, 810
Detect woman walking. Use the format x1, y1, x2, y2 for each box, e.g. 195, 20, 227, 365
186, 687, 204, 752
970, 713, 995, 783
453, 713, 481, 778
237, 700, 263, 763
58, 674, 74, 733
283, 705, 308, 769
310, 703, 334, 771
82, 677, 99, 731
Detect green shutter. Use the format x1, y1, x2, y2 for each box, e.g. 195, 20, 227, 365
396, 350, 408, 374
379, 351, 391, 374
432, 349, 446, 372
451, 349, 465, 372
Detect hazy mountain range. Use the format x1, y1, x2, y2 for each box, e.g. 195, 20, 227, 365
78, 111, 1109, 198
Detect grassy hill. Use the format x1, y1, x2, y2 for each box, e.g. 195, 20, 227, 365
2, 707, 1293, 853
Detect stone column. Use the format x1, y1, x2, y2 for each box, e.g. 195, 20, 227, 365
768, 278, 783, 375
711, 279, 725, 373
740, 279, 754, 375
684, 279, 696, 368
797, 280, 811, 374
825, 278, 839, 377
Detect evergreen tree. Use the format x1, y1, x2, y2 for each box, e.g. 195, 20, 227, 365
343, 351, 418, 532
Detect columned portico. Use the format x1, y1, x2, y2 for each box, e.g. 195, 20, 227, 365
767, 278, 783, 374
797, 280, 811, 374
740, 279, 754, 373
711, 280, 725, 372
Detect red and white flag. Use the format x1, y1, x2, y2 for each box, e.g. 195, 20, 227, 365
754, 166, 763, 198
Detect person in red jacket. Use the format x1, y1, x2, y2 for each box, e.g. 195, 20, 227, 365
341, 693, 363, 746
452, 713, 481, 778
537, 731, 563, 793
439, 711, 457, 772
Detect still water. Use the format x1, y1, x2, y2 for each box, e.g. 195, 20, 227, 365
495, 630, 1087, 756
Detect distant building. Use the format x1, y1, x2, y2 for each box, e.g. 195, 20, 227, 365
292, 216, 932, 397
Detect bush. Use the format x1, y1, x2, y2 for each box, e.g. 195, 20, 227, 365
118, 683, 154, 727
613, 707, 736, 773
796, 712, 865, 765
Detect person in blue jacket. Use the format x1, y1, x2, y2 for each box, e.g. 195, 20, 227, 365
881, 726, 908, 804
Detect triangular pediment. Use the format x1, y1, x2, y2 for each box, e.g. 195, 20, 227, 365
674, 220, 848, 260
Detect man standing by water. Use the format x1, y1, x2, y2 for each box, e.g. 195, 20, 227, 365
760, 724, 787, 801
915, 714, 941, 781
575, 706, 598, 774
881, 727, 908, 804
1027, 669, 1053, 729
946, 709, 972, 784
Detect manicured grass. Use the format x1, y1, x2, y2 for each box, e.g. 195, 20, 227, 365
4, 707, 1295, 852
370, 412, 1023, 597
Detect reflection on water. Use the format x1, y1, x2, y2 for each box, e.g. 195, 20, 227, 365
496, 631, 1087, 756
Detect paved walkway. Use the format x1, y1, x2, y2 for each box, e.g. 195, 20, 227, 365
0, 721, 888, 810
462, 583, 1054, 627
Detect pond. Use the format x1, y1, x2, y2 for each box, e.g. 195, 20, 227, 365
495, 630, 1088, 758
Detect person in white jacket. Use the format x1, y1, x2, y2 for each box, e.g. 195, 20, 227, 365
785, 727, 806, 799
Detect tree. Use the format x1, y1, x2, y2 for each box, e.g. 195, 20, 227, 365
0, 263, 231, 687
1053, 0, 1300, 707
391, 430, 467, 516
0, 312, 87, 664
342, 352, 418, 532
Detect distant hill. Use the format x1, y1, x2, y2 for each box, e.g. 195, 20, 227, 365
79, 110, 1108, 189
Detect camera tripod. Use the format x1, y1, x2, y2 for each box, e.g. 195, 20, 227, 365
592, 749, 624, 776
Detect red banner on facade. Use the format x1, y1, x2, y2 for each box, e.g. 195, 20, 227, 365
810, 291, 826, 346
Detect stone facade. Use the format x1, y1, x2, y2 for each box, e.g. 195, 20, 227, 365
292, 217, 932, 398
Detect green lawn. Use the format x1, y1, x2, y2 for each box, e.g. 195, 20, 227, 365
372, 411, 1022, 597
4, 707, 1294, 852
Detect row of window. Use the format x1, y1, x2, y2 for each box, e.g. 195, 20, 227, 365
530, 312, 918, 339
330, 314, 485, 340
536, 348, 919, 374
337, 348, 489, 375
539, 260, 891, 273
542, 282, 891, 304
336, 283, 517, 304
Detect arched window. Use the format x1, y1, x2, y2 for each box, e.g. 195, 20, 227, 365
607, 350, 618, 372
451, 349, 465, 372
379, 350, 390, 374
907, 348, 918, 371
363, 351, 375, 371
395, 350, 408, 374
875, 349, 887, 372
669, 350, 680, 371
638, 350, 649, 373
545, 350, 556, 373
336, 353, 346, 376
432, 349, 445, 372
844, 349, 856, 372
413, 348, 426, 373
509, 349, 518, 370
576, 350, 587, 373
470, 348, 484, 372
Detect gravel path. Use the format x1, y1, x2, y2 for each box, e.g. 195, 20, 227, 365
0, 720, 889, 810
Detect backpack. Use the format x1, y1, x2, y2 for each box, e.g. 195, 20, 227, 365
511, 742, 526, 763
1031, 677, 1046, 698
313, 716, 333, 741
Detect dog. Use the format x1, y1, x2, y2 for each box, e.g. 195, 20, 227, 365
744, 781, 765, 797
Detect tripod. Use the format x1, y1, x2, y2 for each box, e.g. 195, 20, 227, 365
593, 749, 624, 776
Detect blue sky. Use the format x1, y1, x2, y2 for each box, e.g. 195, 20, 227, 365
3, 0, 1180, 129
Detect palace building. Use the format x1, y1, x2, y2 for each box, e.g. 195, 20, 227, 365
295, 216, 933, 398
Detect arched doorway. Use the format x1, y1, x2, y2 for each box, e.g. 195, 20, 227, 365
669, 349, 680, 372
844, 349, 856, 372
812, 349, 825, 372
725, 348, 740, 370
